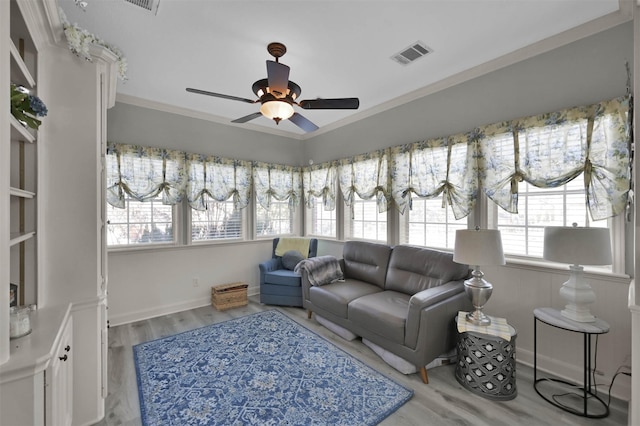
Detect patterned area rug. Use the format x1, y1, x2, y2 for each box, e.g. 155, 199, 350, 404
133, 310, 413, 425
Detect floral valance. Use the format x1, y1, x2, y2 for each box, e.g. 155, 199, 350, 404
106, 142, 187, 208
337, 149, 391, 213
302, 163, 337, 211
479, 95, 631, 220
390, 132, 478, 220
252, 162, 303, 210
106, 95, 630, 221
187, 154, 252, 211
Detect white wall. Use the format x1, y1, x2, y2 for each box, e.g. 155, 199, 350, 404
107, 240, 273, 325
108, 102, 304, 165
488, 263, 631, 400
107, 21, 634, 403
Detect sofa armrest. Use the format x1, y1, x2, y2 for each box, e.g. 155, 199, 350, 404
258, 258, 282, 285
301, 269, 312, 304
302, 258, 346, 310
405, 280, 466, 347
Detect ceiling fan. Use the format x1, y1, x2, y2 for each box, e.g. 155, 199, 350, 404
186, 42, 359, 133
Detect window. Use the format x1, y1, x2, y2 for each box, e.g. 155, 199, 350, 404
345, 194, 387, 242
306, 196, 336, 238
256, 198, 294, 237
400, 197, 467, 249
107, 194, 174, 247
492, 177, 608, 258
191, 199, 243, 242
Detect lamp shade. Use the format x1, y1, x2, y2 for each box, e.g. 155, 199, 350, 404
453, 229, 506, 266
260, 100, 294, 120
543, 225, 611, 265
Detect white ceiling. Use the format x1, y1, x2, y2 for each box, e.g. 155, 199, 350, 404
58, 0, 622, 138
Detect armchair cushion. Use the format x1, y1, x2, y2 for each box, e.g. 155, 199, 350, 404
264, 269, 302, 287
282, 250, 305, 270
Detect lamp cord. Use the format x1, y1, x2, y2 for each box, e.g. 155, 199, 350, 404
550, 334, 632, 410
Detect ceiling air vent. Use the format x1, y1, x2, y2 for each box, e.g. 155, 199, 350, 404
391, 41, 432, 66
124, 0, 160, 15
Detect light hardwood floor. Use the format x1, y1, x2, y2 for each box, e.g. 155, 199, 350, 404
94, 297, 628, 426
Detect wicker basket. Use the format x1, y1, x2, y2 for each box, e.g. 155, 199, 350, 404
211, 282, 248, 311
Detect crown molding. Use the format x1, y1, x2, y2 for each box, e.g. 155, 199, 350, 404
116, 93, 304, 140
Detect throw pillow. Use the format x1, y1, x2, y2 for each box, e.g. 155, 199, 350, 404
282, 250, 304, 270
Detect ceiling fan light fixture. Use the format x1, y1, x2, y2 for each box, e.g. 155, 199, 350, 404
260, 100, 294, 122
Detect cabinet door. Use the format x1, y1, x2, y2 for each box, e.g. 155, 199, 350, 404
47, 317, 73, 426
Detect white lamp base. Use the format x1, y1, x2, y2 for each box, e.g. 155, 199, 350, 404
559, 264, 596, 323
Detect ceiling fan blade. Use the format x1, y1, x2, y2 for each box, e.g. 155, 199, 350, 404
289, 112, 319, 133
186, 88, 255, 104
299, 98, 360, 110
266, 60, 290, 98
231, 112, 263, 123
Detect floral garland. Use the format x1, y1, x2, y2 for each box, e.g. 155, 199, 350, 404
58, 8, 128, 81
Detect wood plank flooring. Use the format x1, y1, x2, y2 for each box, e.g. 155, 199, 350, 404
94, 297, 628, 426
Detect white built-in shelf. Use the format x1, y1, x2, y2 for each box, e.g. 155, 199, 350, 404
9, 187, 35, 198
10, 115, 35, 143
9, 39, 35, 88
9, 231, 35, 247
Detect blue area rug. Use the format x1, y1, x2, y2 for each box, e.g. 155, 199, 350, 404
133, 310, 413, 425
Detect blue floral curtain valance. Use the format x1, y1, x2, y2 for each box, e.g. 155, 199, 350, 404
253, 162, 302, 210
338, 149, 391, 213
390, 132, 478, 220
302, 162, 337, 211
479, 95, 630, 220
106, 142, 187, 208
187, 154, 252, 211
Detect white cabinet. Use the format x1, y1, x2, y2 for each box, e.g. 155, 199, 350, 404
0, 304, 73, 426
47, 314, 73, 426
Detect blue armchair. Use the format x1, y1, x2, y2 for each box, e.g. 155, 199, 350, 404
259, 238, 318, 307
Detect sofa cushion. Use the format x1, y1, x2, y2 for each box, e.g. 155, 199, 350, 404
342, 241, 392, 289
385, 245, 470, 295
348, 290, 410, 345
264, 269, 301, 287
309, 279, 382, 318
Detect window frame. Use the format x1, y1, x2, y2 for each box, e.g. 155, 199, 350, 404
487, 179, 624, 274
188, 198, 247, 245
254, 195, 300, 239
305, 195, 338, 239
106, 194, 180, 250
343, 194, 388, 243
399, 196, 469, 250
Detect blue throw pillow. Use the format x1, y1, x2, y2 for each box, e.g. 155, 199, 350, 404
282, 250, 304, 270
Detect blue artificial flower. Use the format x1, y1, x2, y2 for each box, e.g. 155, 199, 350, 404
29, 95, 48, 117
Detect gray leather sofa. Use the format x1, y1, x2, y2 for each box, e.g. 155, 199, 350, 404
301, 240, 471, 384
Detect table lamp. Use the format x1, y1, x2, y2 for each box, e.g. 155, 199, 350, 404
454, 228, 506, 326
543, 223, 611, 322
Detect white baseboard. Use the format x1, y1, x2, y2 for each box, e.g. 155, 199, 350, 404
517, 347, 631, 402
108, 297, 211, 327
108, 285, 260, 327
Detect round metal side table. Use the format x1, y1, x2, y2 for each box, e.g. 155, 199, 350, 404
455, 320, 517, 401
